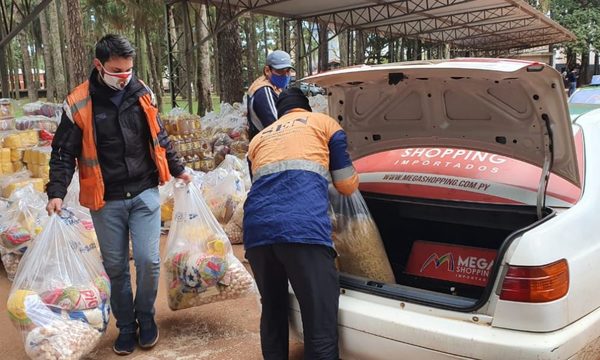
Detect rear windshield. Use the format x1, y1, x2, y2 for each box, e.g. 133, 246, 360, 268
570, 88, 600, 104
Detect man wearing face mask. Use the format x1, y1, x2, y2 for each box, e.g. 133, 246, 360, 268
45, 34, 191, 355
247, 50, 293, 140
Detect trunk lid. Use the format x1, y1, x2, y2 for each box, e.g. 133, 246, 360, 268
304, 59, 580, 188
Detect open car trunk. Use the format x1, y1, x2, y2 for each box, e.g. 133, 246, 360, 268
339, 192, 553, 311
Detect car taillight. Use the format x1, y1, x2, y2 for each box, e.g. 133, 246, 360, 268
500, 259, 569, 303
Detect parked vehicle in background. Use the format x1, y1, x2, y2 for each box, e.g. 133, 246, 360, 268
569, 75, 600, 105
288, 59, 600, 359
299, 82, 325, 96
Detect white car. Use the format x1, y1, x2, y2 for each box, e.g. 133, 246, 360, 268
289, 59, 600, 359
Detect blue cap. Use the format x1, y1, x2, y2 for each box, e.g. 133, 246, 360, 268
267, 50, 293, 70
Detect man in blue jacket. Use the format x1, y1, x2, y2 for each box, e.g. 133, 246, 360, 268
246, 50, 293, 140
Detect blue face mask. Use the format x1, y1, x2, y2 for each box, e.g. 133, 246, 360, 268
270, 73, 290, 89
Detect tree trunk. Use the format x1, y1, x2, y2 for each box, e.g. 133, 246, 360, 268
318, 21, 329, 72
263, 16, 269, 59
244, 14, 258, 87
154, 31, 164, 112
47, 1, 67, 100
18, 27, 38, 101
217, 12, 244, 104
58, 0, 75, 91
339, 31, 348, 67
579, 51, 589, 86
355, 30, 365, 64
65, 0, 88, 86
135, 26, 147, 84
279, 18, 286, 51
39, 10, 55, 102
195, 4, 212, 115
145, 28, 160, 103
594, 52, 599, 75
182, 2, 194, 110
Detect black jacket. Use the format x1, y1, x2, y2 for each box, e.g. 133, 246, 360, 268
46, 70, 184, 201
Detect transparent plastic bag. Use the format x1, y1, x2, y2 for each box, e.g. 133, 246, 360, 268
164, 182, 256, 310
329, 189, 396, 284
15, 115, 58, 132
217, 155, 251, 191
201, 166, 246, 225
6, 210, 111, 360
159, 179, 175, 223
224, 203, 244, 244
0, 185, 48, 281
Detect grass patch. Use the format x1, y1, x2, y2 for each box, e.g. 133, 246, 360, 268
161, 95, 222, 116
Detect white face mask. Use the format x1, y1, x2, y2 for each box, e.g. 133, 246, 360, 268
100, 64, 132, 90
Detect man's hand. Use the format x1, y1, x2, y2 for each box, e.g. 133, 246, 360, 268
46, 198, 63, 216
176, 172, 193, 184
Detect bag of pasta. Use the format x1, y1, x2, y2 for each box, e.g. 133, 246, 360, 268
329, 188, 396, 284
6, 209, 111, 360
164, 182, 256, 310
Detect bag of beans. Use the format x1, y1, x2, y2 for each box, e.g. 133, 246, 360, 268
330, 189, 396, 284
6, 210, 110, 360
164, 182, 256, 310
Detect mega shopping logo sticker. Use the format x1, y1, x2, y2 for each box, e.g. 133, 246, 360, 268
405, 240, 497, 287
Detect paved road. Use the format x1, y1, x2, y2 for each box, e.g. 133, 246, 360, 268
0, 239, 304, 359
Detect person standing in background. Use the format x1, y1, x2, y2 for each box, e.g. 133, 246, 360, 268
567, 68, 578, 97
246, 50, 294, 140
46, 34, 191, 355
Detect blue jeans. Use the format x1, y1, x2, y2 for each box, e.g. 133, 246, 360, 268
90, 187, 161, 334
569, 82, 577, 96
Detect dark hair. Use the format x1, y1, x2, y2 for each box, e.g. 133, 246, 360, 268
276, 87, 312, 118
95, 34, 136, 63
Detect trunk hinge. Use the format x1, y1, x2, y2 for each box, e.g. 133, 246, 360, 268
537, 114, 554, 220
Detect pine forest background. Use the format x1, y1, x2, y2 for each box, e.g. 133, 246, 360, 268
0, 0, 598, 116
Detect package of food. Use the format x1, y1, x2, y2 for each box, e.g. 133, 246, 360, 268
329, 189, 396, 284
3, 178, 44, 198
217, 155, 251, 191
0, 147, 11, 162
0, 98, 14, 119
15, 115, 58, 132
0, 117, 15, 131
202, 166, 246, 225
159, 179, 175, 223
224, 203, 244, 244
0, 185, 48, 281
6, 210, 110, 359
164, 182, 256, 310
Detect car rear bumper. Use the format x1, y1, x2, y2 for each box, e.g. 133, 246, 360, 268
288, 288, 600, 360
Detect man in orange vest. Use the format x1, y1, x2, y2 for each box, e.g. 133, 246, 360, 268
46, 34, 191, 355
244, 88, 358, 359
246, 50, 293, 140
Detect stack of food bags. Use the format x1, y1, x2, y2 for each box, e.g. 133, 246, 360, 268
329, 189, 396, 284
164, 181, 255, 310
6, 209, 111, 360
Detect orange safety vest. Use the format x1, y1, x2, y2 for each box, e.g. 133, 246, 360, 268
65, 80, 171, 210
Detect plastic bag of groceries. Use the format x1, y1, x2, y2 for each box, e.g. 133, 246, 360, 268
214, 155, 251, 244
329, 188, 396, 284
0, 185, 48, 281
201, 164, 246, 225
6, 209, 111, 360
164, 182, 255, 311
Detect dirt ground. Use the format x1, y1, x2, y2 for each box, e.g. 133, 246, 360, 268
0, 237, 304, 360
